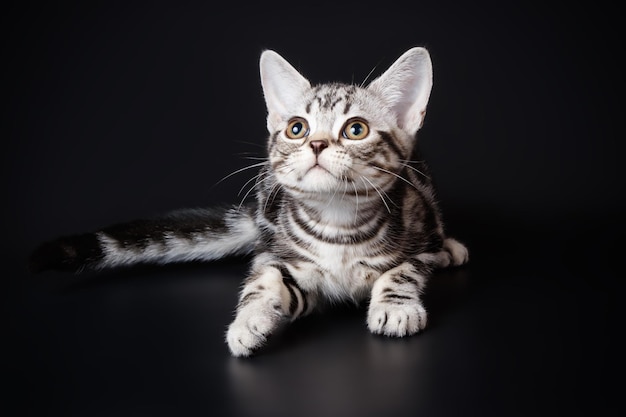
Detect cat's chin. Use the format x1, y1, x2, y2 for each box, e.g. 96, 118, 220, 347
287, 166, 344, 195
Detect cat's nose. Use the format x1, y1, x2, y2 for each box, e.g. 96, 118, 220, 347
310, 140, 328, 156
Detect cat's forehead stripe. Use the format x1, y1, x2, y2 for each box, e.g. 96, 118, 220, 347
305, 84, 359, 114
342, 101, 351, 115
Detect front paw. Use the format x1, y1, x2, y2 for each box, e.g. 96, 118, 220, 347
226, 306, 284, 357
367, 300, 427, 337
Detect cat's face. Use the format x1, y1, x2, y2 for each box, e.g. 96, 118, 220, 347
260, 48, 433, 197
268, 83, 408, 195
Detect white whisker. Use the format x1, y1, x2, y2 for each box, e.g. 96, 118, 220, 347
238, 171, 266, 197
361, 175, 391, 214
235, 140, 266, 149
398, 158, 425, 164
237, 172, 273, 210
351, 179, 359, 225
324, 178, 341, 210
369, 165, 420, 191
340, 177, 349, 203
263, 180, 284, 214
360, 61, 381, 88
213, 162, 267, 187
399, 162, 430, 179
240, 155, 268, 161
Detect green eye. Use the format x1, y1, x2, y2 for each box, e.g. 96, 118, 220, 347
342, 118, 370, 140
285, 117, 309, 139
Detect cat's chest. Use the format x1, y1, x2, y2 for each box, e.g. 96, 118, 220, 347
272, 200, 397, 298
282, 242, 391, 300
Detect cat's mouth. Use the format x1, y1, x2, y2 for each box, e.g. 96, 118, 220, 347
303, 162, 342, 183
306, 163, 330, 175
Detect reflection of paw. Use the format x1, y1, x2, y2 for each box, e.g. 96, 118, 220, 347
226, 305, 283, 357
367, 300, 427, 337
444, 238, 469, 266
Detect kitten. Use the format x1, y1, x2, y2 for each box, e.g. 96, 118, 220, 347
29, 47, 469, 357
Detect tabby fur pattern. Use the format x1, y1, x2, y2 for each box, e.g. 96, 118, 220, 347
29, 47, 469, 357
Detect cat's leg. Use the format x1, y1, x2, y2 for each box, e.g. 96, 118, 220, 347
226, 264, 313, 357
367, 261, 430, 337
416, 237, 469, 269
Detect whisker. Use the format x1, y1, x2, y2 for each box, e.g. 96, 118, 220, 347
398, 161, 430, 179
239, 155, 268, 161
351, 179, 359, 225
351, 160, 417, 190
237, 172, 274, 210
257, 165, 299, 212
340, 177, 349, 203
378, 184, 398, 208
324, 178, 341, 210
213, 162, 267, 187
238, 171, 266, 197
261, 182, 278, 213
360, 60, 381, 88
398, 158, 426, 164
263, 179, 286, 214
369, 165, 420, 191
361, 175, 391, 214
235, 140, 266, 149
358, 176, 369, 195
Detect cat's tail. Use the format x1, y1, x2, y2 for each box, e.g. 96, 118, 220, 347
28, 206, 259, 273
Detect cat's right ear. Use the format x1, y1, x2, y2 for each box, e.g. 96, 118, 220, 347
260, 50, 311, 131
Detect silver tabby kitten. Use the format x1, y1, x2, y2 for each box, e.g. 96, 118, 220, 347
30, 47, 469, 357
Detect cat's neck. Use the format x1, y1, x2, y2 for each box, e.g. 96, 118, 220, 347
291, 192, 387, 228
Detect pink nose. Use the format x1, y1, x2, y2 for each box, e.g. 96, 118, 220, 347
310, 140, 328, 156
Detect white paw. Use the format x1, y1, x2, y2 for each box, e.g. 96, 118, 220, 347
367, 301, 427, 337
444, 238, 469, 266
226, 306, 283, 357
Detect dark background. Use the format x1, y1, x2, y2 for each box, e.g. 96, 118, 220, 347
3, 1, 622, 416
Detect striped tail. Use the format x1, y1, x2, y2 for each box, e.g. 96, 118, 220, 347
29, 206, 259, 273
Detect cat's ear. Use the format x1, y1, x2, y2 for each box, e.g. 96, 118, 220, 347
367, 47, 433, 135
260, 50, 311, 131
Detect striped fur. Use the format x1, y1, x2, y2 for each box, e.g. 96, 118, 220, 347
29, 48, 468, 357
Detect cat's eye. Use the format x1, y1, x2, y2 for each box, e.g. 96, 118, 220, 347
285, 117, 309, 139
342, 119, 370, 140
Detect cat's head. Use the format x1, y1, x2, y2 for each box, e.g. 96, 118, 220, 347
260, 48, 433, 197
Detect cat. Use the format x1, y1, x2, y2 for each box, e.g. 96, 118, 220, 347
29, 47, 469, 357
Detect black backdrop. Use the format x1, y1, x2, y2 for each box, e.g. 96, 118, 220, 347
3, 1, 622, 416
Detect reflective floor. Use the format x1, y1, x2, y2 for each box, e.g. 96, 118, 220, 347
6, 213, 618, 416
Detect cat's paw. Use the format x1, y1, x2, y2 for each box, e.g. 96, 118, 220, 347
226, 304, 284, 357
444, 237, 469, 266
367, 300, 427, 337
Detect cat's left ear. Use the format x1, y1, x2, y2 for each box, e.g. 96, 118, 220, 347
260, 50, 311, 131
367, 47, 433, 135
